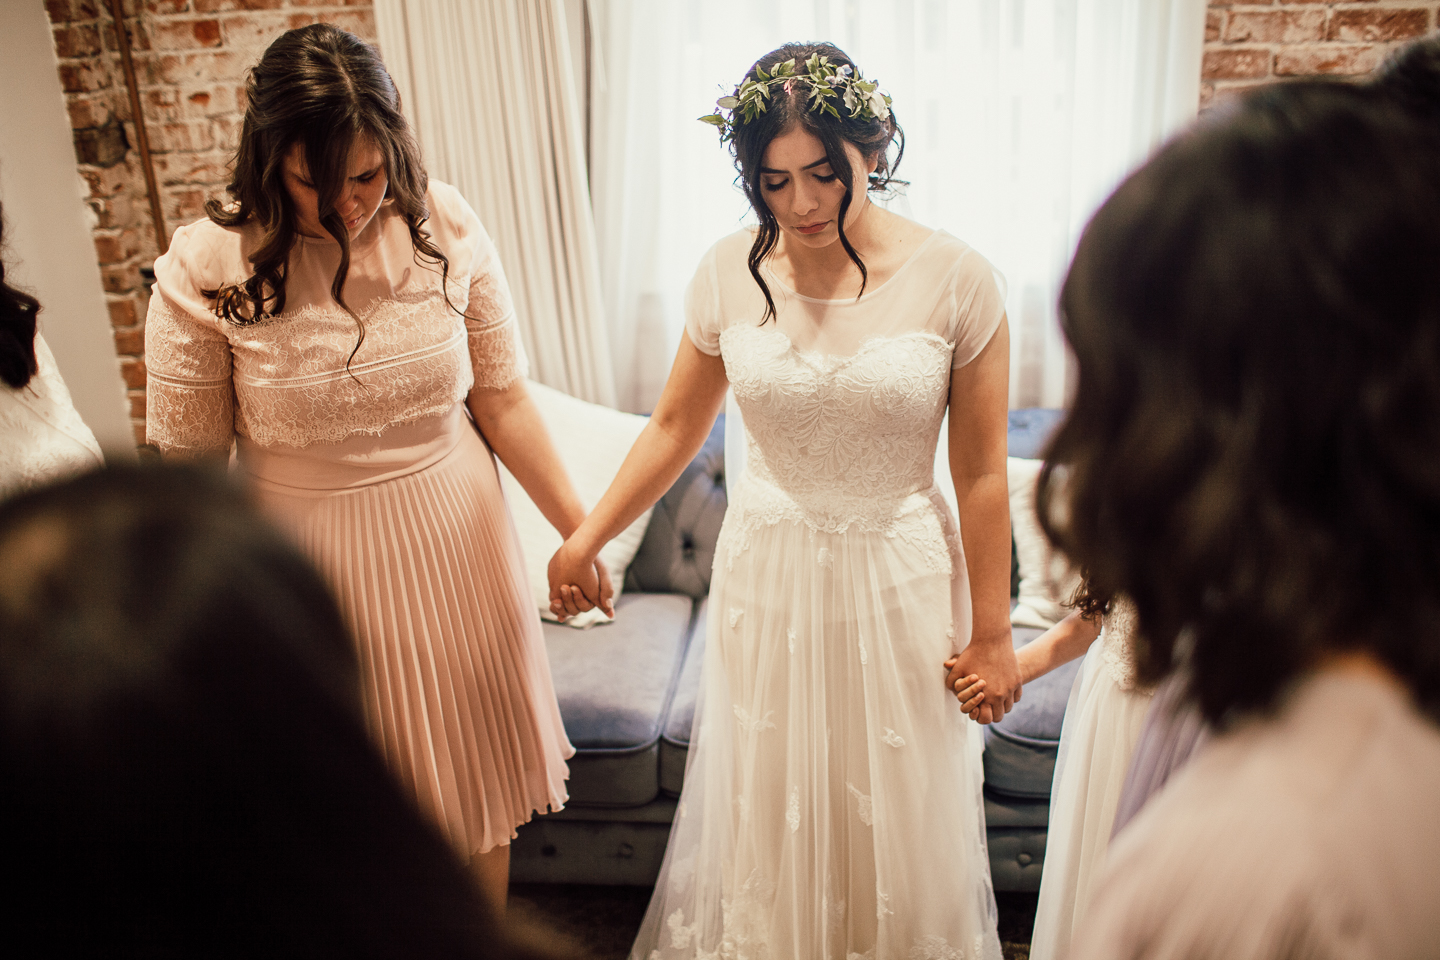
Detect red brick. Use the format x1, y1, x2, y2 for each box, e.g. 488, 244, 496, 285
165, 187, 210, 224
329, 9, 377, 40
194, 0, 284, 11
58, 60, 113, 93
108, 297, 139, 328
101, 262, 142, 294
221, 10, 327, 49
1275, 44, 1385, 76
52, 22, 103, 58
150, 50, 250, 85
129, 393, 147, 419
1224, 9, 1327, 44
67, 95, 114, 130
1202, 48, 1271, 80
120, 356, 147, 389
45, 1, 102, 25
103, 17, 151, 54
114, 326, 146, 356
1205, 10, 1223, 43
1328, 9, 1430, 43
148, 18, 223, 50
145, 1, 195, 13
93, 231, 127, 264
153, 149, 232, 187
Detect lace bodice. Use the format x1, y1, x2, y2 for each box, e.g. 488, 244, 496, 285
1099, 597, 1151, 693
689, 229, 1006, 548
0, 334, 103, 498
145, 182, 527, 454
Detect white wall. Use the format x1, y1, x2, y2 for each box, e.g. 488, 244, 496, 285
0, 1, 134, 456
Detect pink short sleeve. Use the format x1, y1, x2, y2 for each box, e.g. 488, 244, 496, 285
145, 221, 237, 457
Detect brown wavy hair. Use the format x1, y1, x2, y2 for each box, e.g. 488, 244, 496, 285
1037, 81, 1440, 725
728, 42, 905, 324
203, 24, 451, 364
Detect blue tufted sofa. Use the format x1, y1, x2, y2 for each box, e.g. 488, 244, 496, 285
510, 410, 1074, 891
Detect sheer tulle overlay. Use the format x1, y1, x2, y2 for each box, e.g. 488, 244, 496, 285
1028, 602, 1153, 960
632, 230, 1007, 960
145, 183, 570, 857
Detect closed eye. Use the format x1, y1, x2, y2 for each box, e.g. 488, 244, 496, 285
814, 172, 838, 183
763, 178, 788, 192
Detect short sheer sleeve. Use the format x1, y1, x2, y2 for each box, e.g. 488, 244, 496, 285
144, 222, 236, 457
435, 186, 529, 391
684, 243, 723, 357
947, 251, 1008, 369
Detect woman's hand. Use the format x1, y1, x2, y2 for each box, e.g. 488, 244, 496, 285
944, 629, 1022, 724
548, 542, 615, 619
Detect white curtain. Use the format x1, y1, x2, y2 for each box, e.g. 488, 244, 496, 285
375, 0, 617, 406
590, 0, 1207, 411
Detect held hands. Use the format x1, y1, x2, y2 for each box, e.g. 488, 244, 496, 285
547, 539, 615, 620
943, 630, 1022, 724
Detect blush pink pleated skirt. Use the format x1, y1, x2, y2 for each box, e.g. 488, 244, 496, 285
237, 404, 572, 857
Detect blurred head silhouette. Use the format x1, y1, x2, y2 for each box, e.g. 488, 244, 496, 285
0, 464, 548, 957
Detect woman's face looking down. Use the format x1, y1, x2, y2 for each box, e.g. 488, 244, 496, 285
282, 137, 389, 240
758, 125, 878, 250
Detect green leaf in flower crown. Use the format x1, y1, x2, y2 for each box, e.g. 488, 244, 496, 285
716, 96, 740, 110
806, 53, 821, 74
756, 63, 770, 82
699, 114, 725, 125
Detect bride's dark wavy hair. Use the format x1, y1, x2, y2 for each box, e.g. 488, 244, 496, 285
1037, 81, 1440, 726
203, 24, 451, 363
728, 42, 905, 324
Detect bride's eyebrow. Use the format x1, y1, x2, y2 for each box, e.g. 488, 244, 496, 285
759, 157, 832, 175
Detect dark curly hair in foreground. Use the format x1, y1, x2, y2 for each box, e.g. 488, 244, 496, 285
0, 205, 40, 390
1037, 81, 1440, 726
0, 465, 562, 958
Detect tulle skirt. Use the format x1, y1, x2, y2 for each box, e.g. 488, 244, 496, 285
237, 404, 572, 857
631, 485, 1001, 960
1028, 641, 1153, 960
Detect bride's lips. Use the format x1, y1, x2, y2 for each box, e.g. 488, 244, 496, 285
795, 220, 830, 235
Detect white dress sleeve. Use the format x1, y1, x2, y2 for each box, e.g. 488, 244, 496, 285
684, 243, 724, 357
947, 250, 1008, 369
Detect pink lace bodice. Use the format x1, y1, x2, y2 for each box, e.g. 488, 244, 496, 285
145, 182, 526, 455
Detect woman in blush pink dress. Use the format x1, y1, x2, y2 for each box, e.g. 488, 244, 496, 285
144, 24, 608, 913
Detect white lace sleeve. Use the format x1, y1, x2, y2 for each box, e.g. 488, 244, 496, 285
948, 250, 1007, 369
683, 243, 723, 357
144, 290, 235, 458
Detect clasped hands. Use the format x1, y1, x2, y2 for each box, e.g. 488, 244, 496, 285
943, 633, 1022, 724
547, 538, 616, 620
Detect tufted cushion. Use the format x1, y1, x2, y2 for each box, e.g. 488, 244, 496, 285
982, 625, 1085, 799
625, 415, 728, 599
542, 593, 697, 806
658, 599, 708, 795
1007, 407, 1066, 459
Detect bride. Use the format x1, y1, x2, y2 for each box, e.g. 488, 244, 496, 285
548, 42, 1016, 959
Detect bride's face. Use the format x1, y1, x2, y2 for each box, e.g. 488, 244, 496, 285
758, 125, 877, 250
281, 137, 389, 240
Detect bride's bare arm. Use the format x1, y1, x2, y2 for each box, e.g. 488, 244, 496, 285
548, 338, 729, 616
943, 317, 1018, 723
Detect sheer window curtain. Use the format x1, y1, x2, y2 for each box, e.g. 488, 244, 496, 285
590, 0, 1206, 412
375, 0, 618, 406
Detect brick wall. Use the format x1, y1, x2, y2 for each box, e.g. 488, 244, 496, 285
44, 0, 377, 447
1203, 1, 1439, 107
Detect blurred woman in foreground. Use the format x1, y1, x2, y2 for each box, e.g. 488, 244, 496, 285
1045, 80, 1440, 958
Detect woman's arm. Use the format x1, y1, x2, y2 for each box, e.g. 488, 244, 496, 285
942, 317, 1019, 723
548, 337, 729, 617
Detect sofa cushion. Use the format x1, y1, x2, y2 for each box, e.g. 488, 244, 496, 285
542, 592, 697, 806
982, 625, 1085, 799
1007, 407, 1066, 459
625, 416, 727, 599
658, 599, 708, 795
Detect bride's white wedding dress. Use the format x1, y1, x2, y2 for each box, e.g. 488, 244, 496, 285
631, 229, 1007, 960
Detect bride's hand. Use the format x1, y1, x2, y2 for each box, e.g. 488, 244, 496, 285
548, 543, 615, 619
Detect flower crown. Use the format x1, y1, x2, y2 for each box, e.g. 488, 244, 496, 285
699, 53, 892, 143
